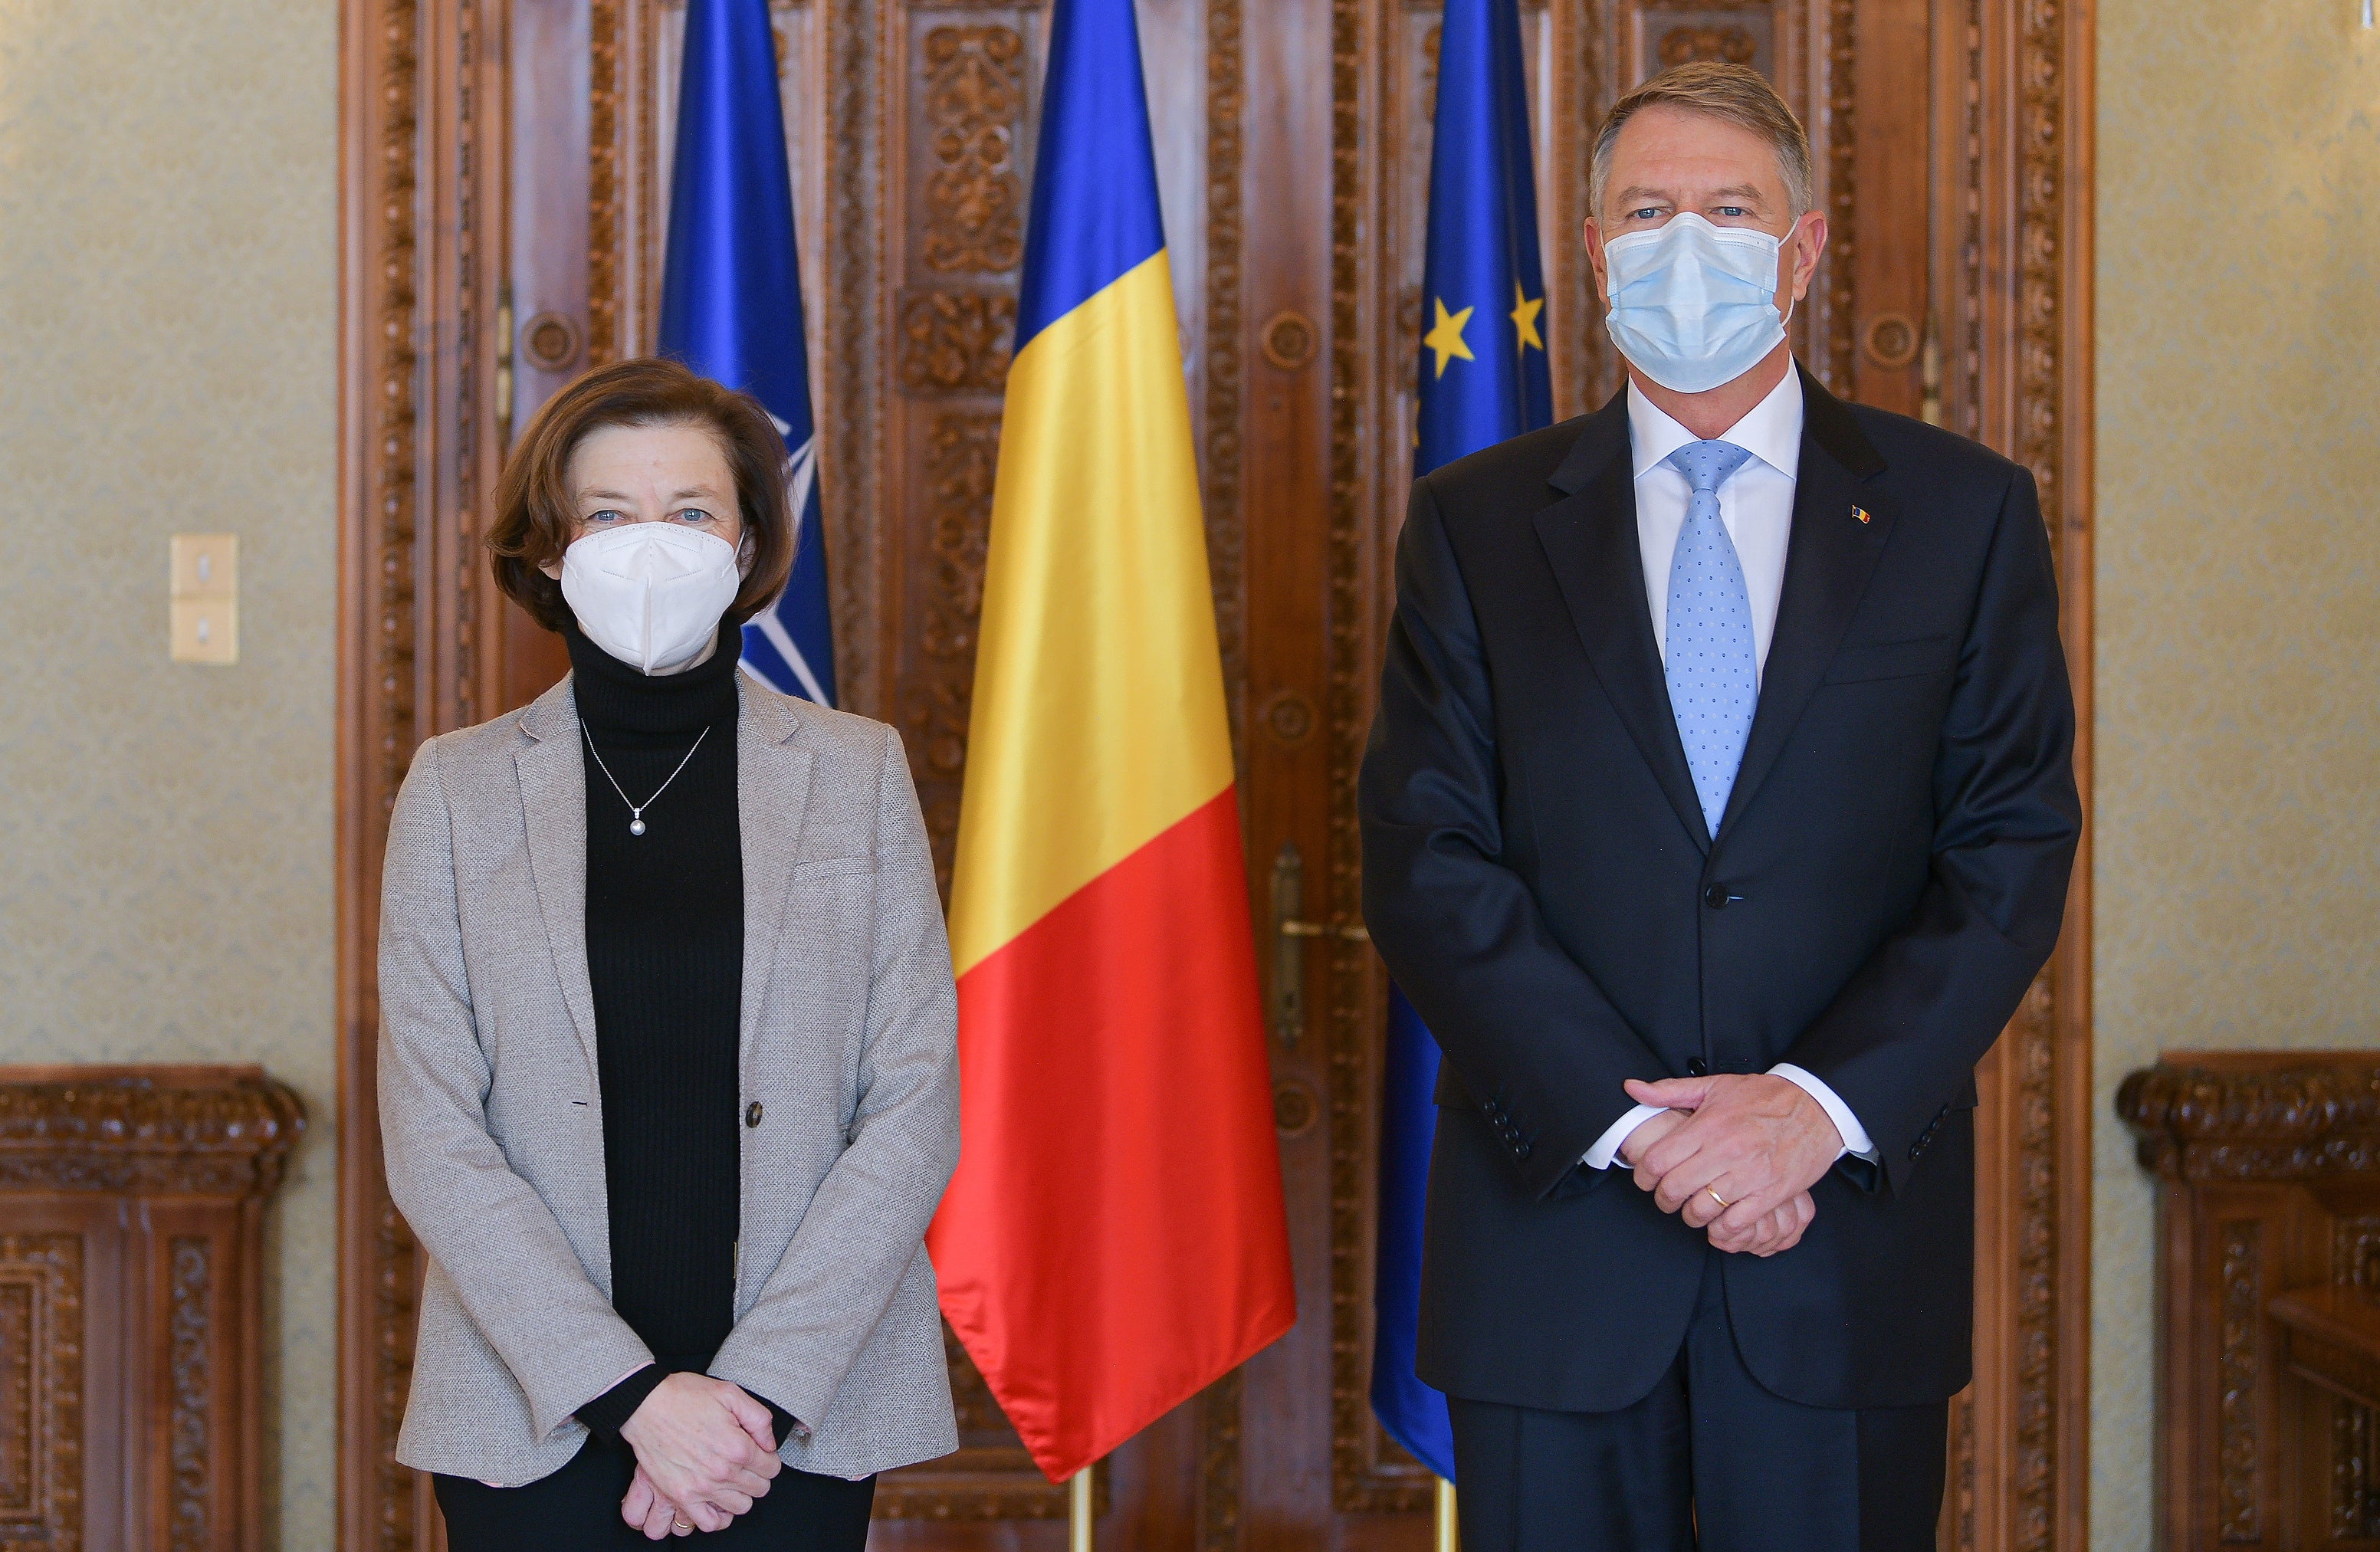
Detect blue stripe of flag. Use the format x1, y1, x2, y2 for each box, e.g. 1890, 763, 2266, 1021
1010, 0, 1167, 353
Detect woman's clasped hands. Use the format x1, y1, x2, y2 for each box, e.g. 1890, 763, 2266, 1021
616, 1372, 785, 1540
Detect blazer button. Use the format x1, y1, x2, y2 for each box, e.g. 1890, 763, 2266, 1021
1688, 1058, 1709, 1077
1703, 884, 1731, 910
746, 1101, 764, 1128
1515, 1141, 1533, 1161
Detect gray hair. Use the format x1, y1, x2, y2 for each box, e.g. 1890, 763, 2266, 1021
1590, 62, 1813, 220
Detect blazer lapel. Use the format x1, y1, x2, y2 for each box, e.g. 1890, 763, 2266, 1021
514, 677, 601, 1076
1533, 391, 1713, 853
735, 679, 817, 1066
1714, 369, 1896, 838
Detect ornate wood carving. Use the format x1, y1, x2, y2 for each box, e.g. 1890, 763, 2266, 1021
0, 1068, 299, 1552
918, 25, 1026, 274
898, 290, 1016, 395
2120, 1054, 2380, 1551
167, 1238, 212, 1552
1204, 0, 1248, 740
0, 1234, 82, 1552
1328, 0, 1430, 1514
826, 0, 885, 714
2122, 1061, 2380, 1183
2219, 1219, 2266, 1541
0, 1078, 304, 1199
901, 410, 1000, 899
1817, 0, 1853, 389
2335, 1394, 2376, 1541
590, 0, 626, 365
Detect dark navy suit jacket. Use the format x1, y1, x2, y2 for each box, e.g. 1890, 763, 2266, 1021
1358, 367, 2079, 1414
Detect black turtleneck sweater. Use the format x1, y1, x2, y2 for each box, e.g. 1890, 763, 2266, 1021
562, 619, 755, 1442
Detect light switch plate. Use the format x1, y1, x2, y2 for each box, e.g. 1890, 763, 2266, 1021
170, 533, 238, 598
170, 598, 239, 664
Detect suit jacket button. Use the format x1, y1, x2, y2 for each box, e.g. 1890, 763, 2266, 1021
1515, 1141, 1532, 1161
746, 1101, 764, 1128
1688, 1058, 1709, 1077
1703, 884, 1730, 910
1909, 1142, 1924, 1160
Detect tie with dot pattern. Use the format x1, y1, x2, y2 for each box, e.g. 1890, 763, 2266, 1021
1664, 438, 1758, 836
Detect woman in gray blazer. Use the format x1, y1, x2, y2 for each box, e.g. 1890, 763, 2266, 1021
379, 356, 960, 1546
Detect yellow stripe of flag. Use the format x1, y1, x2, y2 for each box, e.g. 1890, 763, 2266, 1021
947, 251, 1236, 977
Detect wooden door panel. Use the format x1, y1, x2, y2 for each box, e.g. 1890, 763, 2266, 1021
337, 0, 2092, 1545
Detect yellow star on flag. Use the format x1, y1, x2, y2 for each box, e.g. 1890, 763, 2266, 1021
1423, 297, 1476, 379
1511, 283, 1545, 355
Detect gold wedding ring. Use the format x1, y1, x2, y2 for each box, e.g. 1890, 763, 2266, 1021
1705, 1186, 1730, 1211
674, 1521, 692, 1534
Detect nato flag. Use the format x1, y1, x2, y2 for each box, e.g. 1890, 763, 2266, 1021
658, 0, 836, 706
1373, 0, 1554, 1485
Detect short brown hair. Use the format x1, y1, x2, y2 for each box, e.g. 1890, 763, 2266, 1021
487, 356, 796, 633
1592, 62, 1812, 219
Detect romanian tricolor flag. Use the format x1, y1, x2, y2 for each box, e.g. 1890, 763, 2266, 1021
924, 0, 1298, 1485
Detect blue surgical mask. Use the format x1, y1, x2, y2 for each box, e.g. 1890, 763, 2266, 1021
1601, 212, 1791, 394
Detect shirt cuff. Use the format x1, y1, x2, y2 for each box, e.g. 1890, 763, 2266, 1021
1770, 1064, 1878, 1162
576, 1363, 667, 1446
1582, 1103, 1669, 1170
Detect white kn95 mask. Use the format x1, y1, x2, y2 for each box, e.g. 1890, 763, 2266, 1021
1601, 212, 1791, 395
559, 522, 742, 675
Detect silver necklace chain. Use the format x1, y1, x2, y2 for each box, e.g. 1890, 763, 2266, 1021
581, 724, 709, 837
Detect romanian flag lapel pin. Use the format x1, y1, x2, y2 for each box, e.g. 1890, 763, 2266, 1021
1851, 504, 1872, 525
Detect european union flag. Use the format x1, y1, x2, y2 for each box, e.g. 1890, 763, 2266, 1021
1373, 0, 1552, 1486
658, 0, 836, 706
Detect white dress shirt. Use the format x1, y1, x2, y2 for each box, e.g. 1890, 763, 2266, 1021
1581, 370, 1878, 1172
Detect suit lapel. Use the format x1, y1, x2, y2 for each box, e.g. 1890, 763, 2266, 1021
735, 678, 817, 1067
1714, 369, 1895, 838
514, 677, 601, 1075
1534, 391, 1713, 853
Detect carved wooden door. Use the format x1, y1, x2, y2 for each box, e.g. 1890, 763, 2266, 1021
337, 0, 2092, 1547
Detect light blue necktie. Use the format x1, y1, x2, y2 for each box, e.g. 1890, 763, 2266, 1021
1664, 439, 1758, 835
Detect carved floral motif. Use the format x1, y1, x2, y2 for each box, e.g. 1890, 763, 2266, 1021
0, 1076, 302, 1199
920, 26, 1026, 274
900, 412, 1001, 898
168, 1239, 211, 1552
0, 1234, 83, 1551
2117, 1062, 2380, 1181
898, 290, 1016, 396
1659, 24, 1755, 64
2218, 1220, 2263, 1541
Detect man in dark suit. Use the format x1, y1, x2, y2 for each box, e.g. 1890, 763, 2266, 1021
1359, 61, 2078, 1549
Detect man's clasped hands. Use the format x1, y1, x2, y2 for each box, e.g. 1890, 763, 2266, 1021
1614, 1073, 1845, 1258
616, 1372, 784, 1540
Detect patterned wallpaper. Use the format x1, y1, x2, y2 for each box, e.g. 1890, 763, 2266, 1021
2093, 5, 2380, 1545
0, 0, 338, 1545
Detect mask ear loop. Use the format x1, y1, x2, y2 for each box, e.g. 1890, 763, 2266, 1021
1774, 210, 1810, 330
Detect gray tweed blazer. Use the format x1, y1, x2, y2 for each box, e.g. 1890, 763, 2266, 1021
378, 671, 960, 1485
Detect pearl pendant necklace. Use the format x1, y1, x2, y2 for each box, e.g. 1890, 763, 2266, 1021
582, 724, 709, 838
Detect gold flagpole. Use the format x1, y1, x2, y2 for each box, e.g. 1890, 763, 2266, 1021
1070, 1465, 1095, 1552
1436, 1475, 1458, 1552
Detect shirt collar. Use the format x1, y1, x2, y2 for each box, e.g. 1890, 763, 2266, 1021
1627, 365, 1805, 483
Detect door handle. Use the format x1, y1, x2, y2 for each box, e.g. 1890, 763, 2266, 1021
1269, 842, 1371, 1049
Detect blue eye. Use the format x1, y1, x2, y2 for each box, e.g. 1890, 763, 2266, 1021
1630, 207, 1662, 221
586, 509, 624, 524
673, 508, 715, 524
1714, 206, 1748, 218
